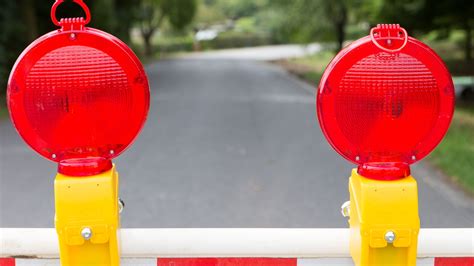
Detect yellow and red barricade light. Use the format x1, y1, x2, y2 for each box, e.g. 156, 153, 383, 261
317, 24, 455, 266
7, 0, 150, 265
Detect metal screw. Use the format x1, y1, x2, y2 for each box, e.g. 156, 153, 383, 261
411, 155, 416, 161
110, 150, 115, 155
51, 154, 57, 159
118, 198, 125, 214
69, 33, 76, 40
81, 227, 92, 240
385, 231, 396, 243
341, 201, 351, 218
355, 156, 360, 161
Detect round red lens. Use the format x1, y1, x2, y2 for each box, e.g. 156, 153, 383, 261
7, 28, 150, 175
317, 25, 454, 179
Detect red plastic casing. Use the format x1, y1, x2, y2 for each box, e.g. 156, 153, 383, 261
7, 1, 150, 176
317, 24, 454, 180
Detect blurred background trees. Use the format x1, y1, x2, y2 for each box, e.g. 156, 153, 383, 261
138, 0, 197, 56
0, 0, 472, 94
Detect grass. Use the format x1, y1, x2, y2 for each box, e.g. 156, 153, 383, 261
0, 95, 7, 119
274, 49, 335, 86
275, 46, 474, 194
0, 107, 7, 118
429, 104, 474, 194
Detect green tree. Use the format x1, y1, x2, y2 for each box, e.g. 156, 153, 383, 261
362, 0, 473, 61
20, 0, 39, 42
433, 0, 473, 61
359, 0, 432, 33
275, 0, 353, 52
0, 0, 136, 95
137, 0, 197, 56
114, 0, 138, 43
90, 0, 117, 34
194, 0, 226, 26
216, 0, 268, 19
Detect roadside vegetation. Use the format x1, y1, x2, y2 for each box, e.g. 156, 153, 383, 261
274, 50, 335, 87
430, 104, 474, 194
277, 39, 474, 194
0, 95, 7, 118
1, 0, 473, 87
0, 0, 472, 192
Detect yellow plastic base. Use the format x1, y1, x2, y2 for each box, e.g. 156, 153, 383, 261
349, 169, 420, 266
55, 166, 120, 266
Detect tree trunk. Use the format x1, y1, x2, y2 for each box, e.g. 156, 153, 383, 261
334, 5, 347, 52
20, 0, 38, 41
139, 12, 163, 58
143, 32, 153, 57
465, 25, 472, 62
335, 22, 346, 52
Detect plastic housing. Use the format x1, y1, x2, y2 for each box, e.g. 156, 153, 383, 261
8, 19, 149, 176
317, 25, 454, 180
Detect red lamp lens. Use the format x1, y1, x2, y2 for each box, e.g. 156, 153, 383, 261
7, 28, 150, 176
317, 25, 454, 179
58, 157, 113, 177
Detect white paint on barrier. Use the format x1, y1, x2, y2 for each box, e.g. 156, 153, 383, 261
16, 258, 157, 266
14, 258, 441, 266
16, 259, 59, 266
2, 228, 473, 258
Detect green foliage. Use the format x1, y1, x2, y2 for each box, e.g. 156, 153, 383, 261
287, 50, 337, 84
163, 0, 197, 30
359, 0, 432, 32
0, 1, 24, 89
272, 0, 355, 51
215, 0, 268, 19
0, 0, 137, 98
113, 0, 138, 42
252, 7, 291, 44
153, 30, 275, 53
362, 0, 474, 60
137, 0, 198, 56
90, 0, 116, 32
201, 31, 273, 50
235, 17, 257, 33
194, 0, 226, 25
429, 108, 474, 194
154, 35, 195, 53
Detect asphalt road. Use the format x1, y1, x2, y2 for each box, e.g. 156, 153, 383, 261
1, 58, 473, 228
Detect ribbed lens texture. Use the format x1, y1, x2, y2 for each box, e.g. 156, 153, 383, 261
19, 45, 140, 161
335, 53, 439, 162
318, 39, 454, 168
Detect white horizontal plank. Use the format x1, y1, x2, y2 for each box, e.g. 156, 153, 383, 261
12, 258, 439, 266
1, 228, 473, 258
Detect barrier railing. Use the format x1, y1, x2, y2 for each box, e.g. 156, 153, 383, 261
1, 228, 472, 265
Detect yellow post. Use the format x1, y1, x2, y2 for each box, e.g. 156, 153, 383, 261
55, 166, 120, 266
349, 169, 420, 266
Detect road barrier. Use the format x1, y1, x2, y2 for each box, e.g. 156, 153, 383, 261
1, 228, 472, 265
3, 0, 470, 264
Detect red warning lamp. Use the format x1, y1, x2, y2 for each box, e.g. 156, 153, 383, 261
317, 24, 454, 180
7, 0, 150, 176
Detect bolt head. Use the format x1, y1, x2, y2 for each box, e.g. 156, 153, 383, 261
81, 227, 92, 240
385, 231, 396, 243
118, 197, 125, 214
341, 201, 351, 218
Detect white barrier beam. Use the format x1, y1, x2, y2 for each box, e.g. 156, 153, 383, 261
1, 228, 473, 258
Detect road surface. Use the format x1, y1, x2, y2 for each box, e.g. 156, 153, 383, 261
1, 58, 473, 228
